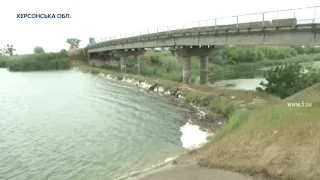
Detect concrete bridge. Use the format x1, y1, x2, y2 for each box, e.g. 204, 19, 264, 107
86, 6, 320, 84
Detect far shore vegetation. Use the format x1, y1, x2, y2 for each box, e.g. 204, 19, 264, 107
0, 38, 82, 71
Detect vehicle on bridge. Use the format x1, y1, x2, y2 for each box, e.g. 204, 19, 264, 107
154, 48, 162, 52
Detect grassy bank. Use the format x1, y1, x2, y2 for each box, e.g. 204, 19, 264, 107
174, 86, 320, 179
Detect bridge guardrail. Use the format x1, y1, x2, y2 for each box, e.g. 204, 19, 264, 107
92, 5, 320, 44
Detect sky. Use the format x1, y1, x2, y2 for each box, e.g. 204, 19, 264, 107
0, 0, 319, 54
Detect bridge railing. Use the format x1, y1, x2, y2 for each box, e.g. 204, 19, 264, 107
92, 5, 320, 44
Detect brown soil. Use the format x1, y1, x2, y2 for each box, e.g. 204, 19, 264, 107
282, 82, 320, 104
174, 120, 320, 180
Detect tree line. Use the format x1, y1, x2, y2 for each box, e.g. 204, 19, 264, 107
212, 45, 320, 64
0, 38, 81, 56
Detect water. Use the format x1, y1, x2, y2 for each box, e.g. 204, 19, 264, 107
0, 69, 205, 180
258, 61, 320, 71
214, 61, 320, 91
213, 78, 267, 91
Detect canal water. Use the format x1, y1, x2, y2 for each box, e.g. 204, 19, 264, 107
214, 61, 320, 91
0, 69, 205, 180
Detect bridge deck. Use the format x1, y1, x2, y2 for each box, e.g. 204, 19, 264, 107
87, 23, 320, 53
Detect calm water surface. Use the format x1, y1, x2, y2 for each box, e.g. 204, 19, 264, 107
0, 69, 191, 180
214, 61, 320, 90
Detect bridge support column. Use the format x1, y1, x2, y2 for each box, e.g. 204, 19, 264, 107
175, 46, 216, 85
113, 49, 146, 74
183, 57, 191, 84
134, 55, 140, 74
120, 57, 126, 73
200, 56, 208, 84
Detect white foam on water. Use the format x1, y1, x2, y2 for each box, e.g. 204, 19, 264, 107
180, 122, 211, 150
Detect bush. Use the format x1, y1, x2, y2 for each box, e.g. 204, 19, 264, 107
212, 55, 224, 65
60, 49, 68, 57
0, 56, 9, 67
257, 63, 320, 98
34, 46, 45, 54
160, 56, 179, 73
6, 53, 71, 72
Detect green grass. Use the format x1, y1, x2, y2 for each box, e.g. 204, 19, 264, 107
212, 108, 250, 140
184, 91, 203, 103
213, 91, 320, 141
207, 96, 237, 117
184, 90, 320, 180
88, 68, 101, 75
3, 52, 70, 71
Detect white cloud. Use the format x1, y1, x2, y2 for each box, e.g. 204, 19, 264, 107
0, 0, 319, 54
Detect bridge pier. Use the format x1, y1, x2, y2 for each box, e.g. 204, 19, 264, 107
113, 49, 146, 74
183, 57, 191, 84
200, 56, 208, 84
134, 55, 140, 74
175, 46, 216, 84
120, 57, 126, 73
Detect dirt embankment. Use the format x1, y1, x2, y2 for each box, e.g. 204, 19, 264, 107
282, 82, 320, 104
86, 59, 119, 68
174, 83, 320, 180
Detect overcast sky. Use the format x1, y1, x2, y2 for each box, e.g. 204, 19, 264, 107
0, 0, 319, 54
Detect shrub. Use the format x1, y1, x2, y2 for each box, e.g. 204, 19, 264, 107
0, 56, 9, 67
257, 63, 320, 98
34, 46, 45, 54
6, 53, 70, 71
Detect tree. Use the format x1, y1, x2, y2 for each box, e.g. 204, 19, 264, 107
66, 38, 81, 49
257, 63, 320, 98
0, 44, 16, 56
34, 46, 45, 54
60, 49, 68, 58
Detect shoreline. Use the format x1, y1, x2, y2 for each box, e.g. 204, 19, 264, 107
71, 65, 252, 180
73, 65, 228, 133
73, 64, 318, 180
